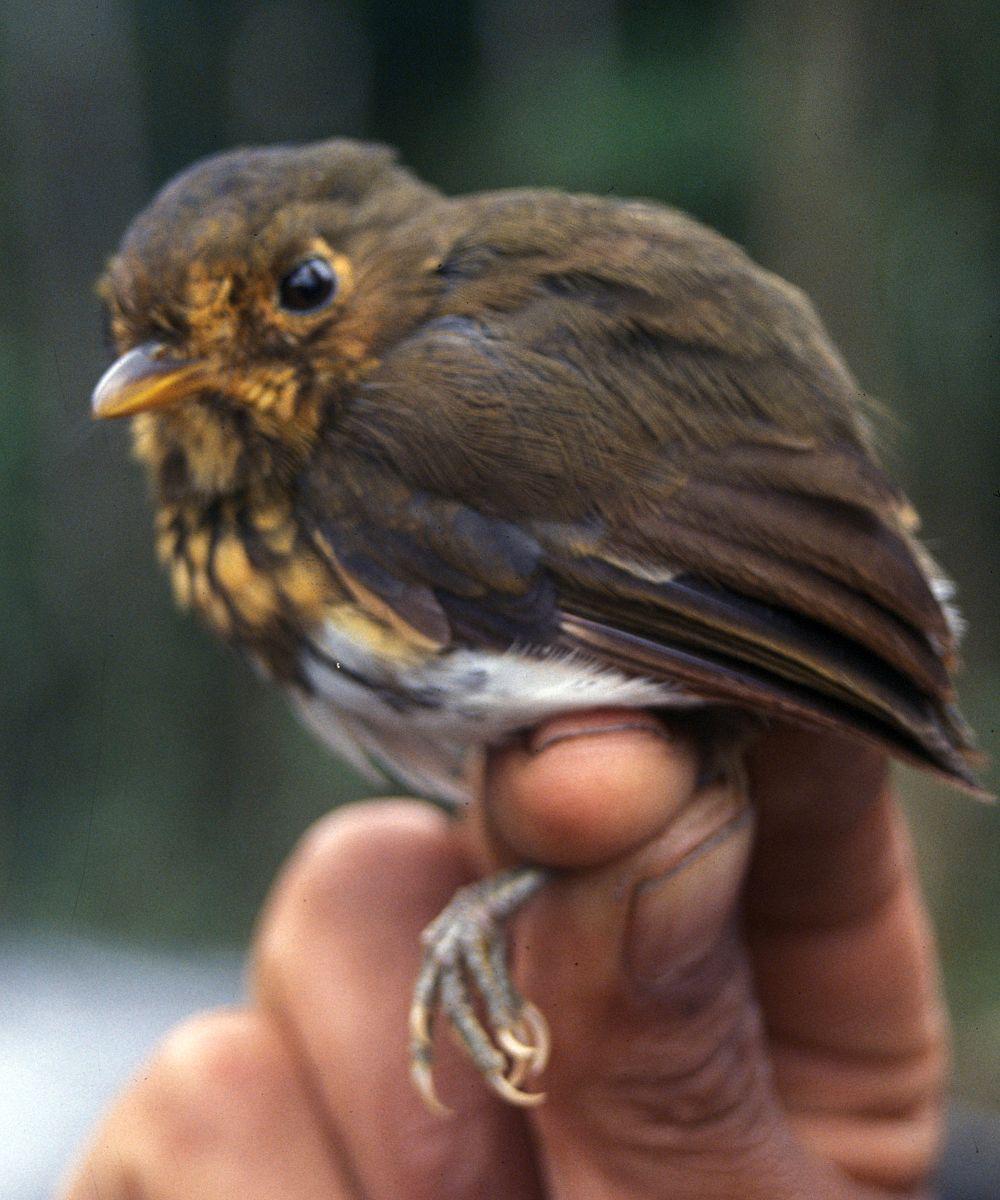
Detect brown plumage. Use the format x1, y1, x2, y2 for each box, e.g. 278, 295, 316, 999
93, 138, 982, 1107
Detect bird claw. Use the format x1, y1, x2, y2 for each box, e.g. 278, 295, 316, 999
410, 1058, 454, 1117
487, 1070, 546, 1108
408, 867, 548, 1113
497, 1028, 534, 1059
496, 1003, 551, 1086
408, 1002, 432, 1047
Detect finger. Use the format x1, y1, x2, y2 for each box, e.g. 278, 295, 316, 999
745, 728, 948, 1192
482, 712, 846, 1200
478, 708, 700, 868
252, 801, 543, 1200
59, 1009, 357, 1200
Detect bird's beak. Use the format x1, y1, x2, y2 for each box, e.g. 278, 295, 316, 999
91, 341, 208, 419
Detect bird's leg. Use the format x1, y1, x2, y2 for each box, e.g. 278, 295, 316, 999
409, 865, 551, 1113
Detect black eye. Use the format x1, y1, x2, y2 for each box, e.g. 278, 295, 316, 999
277, 257, 337, 313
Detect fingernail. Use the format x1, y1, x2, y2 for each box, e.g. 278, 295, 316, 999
626, 808, 753, 988
529, 714, 671, 756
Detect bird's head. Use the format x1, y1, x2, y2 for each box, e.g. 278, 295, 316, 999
94, 139, 441, 500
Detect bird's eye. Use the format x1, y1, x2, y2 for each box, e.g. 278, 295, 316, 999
277, 257, 338, 313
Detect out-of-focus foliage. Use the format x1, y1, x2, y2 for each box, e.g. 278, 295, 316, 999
1, 0, 996, 1102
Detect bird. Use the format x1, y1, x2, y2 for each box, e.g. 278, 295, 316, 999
92, 137, 981, 1111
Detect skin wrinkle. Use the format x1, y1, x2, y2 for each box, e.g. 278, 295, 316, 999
521, 770, 774, 1160
596, 969, 770, 1137
632, 806, 754, 900
765, 1021, 948, 1072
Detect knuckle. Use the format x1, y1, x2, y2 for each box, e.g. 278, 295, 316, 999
252, 799, 451, 996
138, 1009, 292, 1158
278, 800, 449, 912
296, 798, 449, 879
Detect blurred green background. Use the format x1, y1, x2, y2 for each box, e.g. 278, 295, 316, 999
1, 0, 996, 1105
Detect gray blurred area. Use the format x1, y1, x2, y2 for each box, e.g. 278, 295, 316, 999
0, 937, 242, 1199
1, 0, 997, 1188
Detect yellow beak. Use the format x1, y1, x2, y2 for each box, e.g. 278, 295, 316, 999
91, 342, 207, 419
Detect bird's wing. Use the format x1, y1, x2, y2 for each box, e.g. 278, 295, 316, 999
539, 487, 979, 789
300, 453, 558, 651
302, 441, 979, 791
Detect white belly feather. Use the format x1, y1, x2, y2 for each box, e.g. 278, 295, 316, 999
294, 618, 696, 805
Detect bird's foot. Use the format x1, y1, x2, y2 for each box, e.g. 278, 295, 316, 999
409, 866, 550, 1113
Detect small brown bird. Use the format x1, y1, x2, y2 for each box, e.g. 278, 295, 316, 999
92, 138, 980, 1110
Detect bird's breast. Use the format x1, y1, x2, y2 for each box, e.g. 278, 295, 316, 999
156, 494, 460, 696
155, 498, 339, 650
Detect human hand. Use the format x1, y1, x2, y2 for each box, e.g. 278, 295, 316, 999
60, 711, 947, 1199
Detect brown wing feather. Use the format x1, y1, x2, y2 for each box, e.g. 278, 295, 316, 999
320, 190, 980, 789
589, 453, 956, 694
642, 448, 956, 653
560, 614, 983, 794
544, 441, 978, 788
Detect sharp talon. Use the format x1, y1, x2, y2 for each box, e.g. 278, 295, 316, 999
409, 1003, 431, 1046
504, 1050, 537, 1089
499, 1013, 547, 1087
411, 1060, 453, 1117
497, 1026, 537, 1061
499, 1028, 541, 1088
506, 1055, 529, 1088
519, 1003, 551, 1074
487, 1071, 546, 1108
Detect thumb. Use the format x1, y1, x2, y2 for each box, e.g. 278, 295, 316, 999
480, 711, 861, 1200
